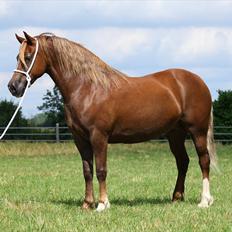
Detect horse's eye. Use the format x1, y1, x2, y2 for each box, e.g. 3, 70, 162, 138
25, 54, 31, 62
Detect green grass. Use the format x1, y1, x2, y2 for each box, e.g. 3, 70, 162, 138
0, 142, 231, 231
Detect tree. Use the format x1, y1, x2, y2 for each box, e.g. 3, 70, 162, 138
213, 90, 232, 126
37, 86, 66, 126
0, 99, 27, 127
27, 112, 47, 126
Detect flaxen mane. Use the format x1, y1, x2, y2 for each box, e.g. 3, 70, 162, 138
18, 42, 28, 69
38, 34, 127, 88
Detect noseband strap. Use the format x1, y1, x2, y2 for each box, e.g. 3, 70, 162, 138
0, 38, 39, 140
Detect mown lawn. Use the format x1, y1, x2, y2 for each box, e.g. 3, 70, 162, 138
0, 142, 231, 232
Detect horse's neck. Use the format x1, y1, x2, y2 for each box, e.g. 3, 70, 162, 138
47, 64, 91, 103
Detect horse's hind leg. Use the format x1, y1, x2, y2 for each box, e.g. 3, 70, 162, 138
190, 129, 214, 207
168, 129, 189, 201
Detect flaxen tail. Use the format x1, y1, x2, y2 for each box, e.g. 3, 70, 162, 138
207, 107, 218, 171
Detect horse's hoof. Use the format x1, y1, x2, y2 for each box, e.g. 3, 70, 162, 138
198, 195, 214, 208
172, 192, 184, 202
96, 199, 110, 212
82, 200, 95, 210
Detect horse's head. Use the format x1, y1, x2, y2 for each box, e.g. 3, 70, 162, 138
8, 31, 47, 97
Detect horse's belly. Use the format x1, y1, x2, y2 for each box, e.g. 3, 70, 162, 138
109, 119, 177, 143
109, 132, 162, 143
109, 100, 181, 143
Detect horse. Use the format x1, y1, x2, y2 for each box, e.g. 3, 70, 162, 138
8, 32, 216, 212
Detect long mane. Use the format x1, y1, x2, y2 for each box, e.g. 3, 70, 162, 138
38, 33, 128, 88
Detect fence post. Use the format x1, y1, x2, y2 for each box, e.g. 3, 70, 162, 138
56, 123, 60, 143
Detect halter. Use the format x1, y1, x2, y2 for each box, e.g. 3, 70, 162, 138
0, 38, 39, 140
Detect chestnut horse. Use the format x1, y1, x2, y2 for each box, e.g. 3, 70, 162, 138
8, 32, 216, 212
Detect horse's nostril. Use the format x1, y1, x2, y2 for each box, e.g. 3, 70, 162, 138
8, 82, 17, 94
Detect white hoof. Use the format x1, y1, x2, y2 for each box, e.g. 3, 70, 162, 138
198, 195, 214, 208
96, 199, 110, 212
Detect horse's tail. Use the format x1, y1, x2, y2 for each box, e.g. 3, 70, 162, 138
207, 107, 218, 171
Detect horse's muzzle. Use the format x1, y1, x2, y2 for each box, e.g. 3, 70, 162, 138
8, 80, 25, 98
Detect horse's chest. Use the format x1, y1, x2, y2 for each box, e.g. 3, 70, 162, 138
64, 104, 90, 138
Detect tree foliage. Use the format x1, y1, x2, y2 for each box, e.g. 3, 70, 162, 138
213, 90, 232, 126
37, 86, 66, 126
27, 113, 47, 126
0, 99, 27, 127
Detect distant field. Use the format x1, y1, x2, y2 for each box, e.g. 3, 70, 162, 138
0, 142, 231, 232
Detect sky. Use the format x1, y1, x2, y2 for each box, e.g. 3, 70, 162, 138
0, 0, 232, 118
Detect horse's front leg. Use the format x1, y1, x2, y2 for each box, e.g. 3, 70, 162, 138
90, 129, 110, 212
74, 137, 95, 209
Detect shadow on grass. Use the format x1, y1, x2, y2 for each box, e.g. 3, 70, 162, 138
51, 196, 176, 207
111, 197, 171, 206
51, 198, 82, 207
117, 196, 200, 207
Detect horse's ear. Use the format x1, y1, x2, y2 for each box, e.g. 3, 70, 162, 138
15, 33, 25, 44
23, 31, 35, 45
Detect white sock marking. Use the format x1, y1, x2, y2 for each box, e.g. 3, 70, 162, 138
96, 198, 110, 212
198, 178, 214, 208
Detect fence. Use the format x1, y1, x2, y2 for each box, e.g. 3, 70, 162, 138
0, 124, 232, 142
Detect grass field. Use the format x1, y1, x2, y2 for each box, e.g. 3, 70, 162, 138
0, 142, 231, 232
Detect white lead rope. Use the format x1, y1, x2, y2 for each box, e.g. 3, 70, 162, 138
0, 38, 39, 140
